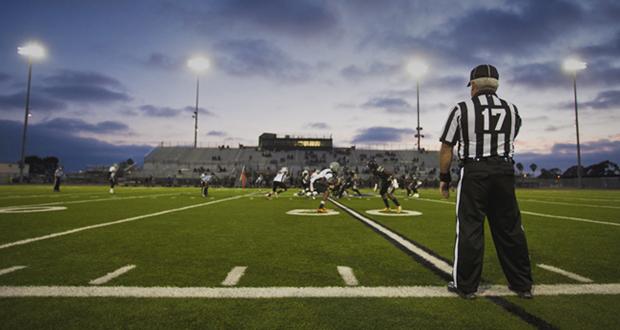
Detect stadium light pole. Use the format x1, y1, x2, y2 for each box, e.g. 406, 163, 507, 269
187, 56, 210, 148
562, 58, 587, 189
17, 42, 46, 183
406, 59, 429, 152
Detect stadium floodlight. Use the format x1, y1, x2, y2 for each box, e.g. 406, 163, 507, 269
406, 59, 429, 152
406, 59, 429, 79
187, 56, 210, 73
17, 42, 46, 60
187, 56, 210, 148
562, 58, 587, 72
563, 57, 587, 188
17, 41, 47, 183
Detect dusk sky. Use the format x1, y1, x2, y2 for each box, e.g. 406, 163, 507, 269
1, 0, 619, 171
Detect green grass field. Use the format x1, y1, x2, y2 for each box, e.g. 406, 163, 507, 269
0, 185, 619, 329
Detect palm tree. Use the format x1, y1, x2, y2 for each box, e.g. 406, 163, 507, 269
529, 163, 538, 177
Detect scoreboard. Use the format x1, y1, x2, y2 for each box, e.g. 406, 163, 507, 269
259, 133, 333, 151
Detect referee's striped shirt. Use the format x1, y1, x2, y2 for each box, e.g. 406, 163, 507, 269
439, 92, 521, 160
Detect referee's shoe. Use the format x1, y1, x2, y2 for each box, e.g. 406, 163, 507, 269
447, 281, 476, 300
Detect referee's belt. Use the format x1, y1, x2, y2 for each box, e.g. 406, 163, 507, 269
460, 156, 513, 164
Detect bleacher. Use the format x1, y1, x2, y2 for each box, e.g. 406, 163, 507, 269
137, 146, 440, 184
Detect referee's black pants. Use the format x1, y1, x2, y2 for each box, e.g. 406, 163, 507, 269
453, 159, 533, 293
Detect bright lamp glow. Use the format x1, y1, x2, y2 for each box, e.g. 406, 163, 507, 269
187, 56, 210, 73
406, 59, 429, 78
17, 42, 46, 60
562, 58, 587, 72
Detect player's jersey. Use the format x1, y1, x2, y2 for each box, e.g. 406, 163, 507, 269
200, 173, 213, 183
274, 169, 288, 183
310, 168, 334, 191
54, 168, 64, 178
109, 166, 118, 179
372, 166, 390, 183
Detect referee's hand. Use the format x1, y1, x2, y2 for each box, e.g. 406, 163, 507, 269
439, 181, 450, 199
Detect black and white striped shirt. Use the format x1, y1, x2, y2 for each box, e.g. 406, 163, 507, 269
439, 92, 521, 160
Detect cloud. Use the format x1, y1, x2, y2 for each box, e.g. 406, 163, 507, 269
138, 105, 179, 117
206, 130, 226, 136
168, 0, 339, 38
40, 70, 131, 104
306, 122, 330, 130
361, 97, 412, 114
0, 72, 10, 83
0, 119, 149, 172
581, 90, 620, 110
544, 124, 571, 132
0, 91, 66, 112
41, 118, 129, 134
351, 126, 415, 144
508, 61, 620, 89
137, 105, 215, 117
214, 39, 312, 82
142, 52, 181, 71
515, 138, 620, 170
340, 61, 400, 81
0, 70, 131, 113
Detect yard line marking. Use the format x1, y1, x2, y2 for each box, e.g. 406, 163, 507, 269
537, 264, 593, 283
520, 199, 620, 210
0, 193, 254, 250
329, 198, 454, 276
521, 211, 620, 227
1, 192, 185, 209
89, 265, 136, 285
417, 198, 620, 227
1, 283, 619, 298
337, 266, 359, 286
0, 266, 27, 276
221, 266, 247, 286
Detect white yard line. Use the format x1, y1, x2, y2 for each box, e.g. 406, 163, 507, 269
337, 266, 359, 286
1, 283, 619, 298
0, 193, 253, 250
89, 265, 136, 285
330, 198, 454, 275
417, 198, 620, 227
0, 266, 27, 276
537, 264, 593, 283
221, 266, 248, 286
0, 192, 185, 209
520, 199, 620, 210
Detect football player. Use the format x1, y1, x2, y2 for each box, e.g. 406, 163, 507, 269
109, 163, 119, 194
310, 162, 339, 213
200, 172, 213, 197
266, 167, 289, 198
53, 165, 64, 192
368, 159, 402, 213
297, 169, 311, 196
406, 174, 422, 198
336, 169, 362, 198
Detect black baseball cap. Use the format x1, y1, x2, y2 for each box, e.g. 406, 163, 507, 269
467, 64, 499, 86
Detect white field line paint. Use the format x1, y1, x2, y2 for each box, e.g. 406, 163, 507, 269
0, 193, 253, 250
418, 198, 620, 227
221, 267, 247, 286
329, 198, 453, 275
1, 192, 184, 209
1, 283, 620, 298
337, 266, 359, 286
537, 264, 593, 283
520, 199, 620, 210
89, 265, 136, 285
0, 266, 27, 276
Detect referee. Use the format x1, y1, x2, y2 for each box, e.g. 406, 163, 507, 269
438, 64, 533, 299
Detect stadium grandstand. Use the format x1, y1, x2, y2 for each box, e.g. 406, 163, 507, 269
134, 133, 440, 187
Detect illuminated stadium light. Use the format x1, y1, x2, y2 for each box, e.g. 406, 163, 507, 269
406, 59, 429, 78
562, 58, 587, 72
17, 42, 46, 60
187, 56, 210, 73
